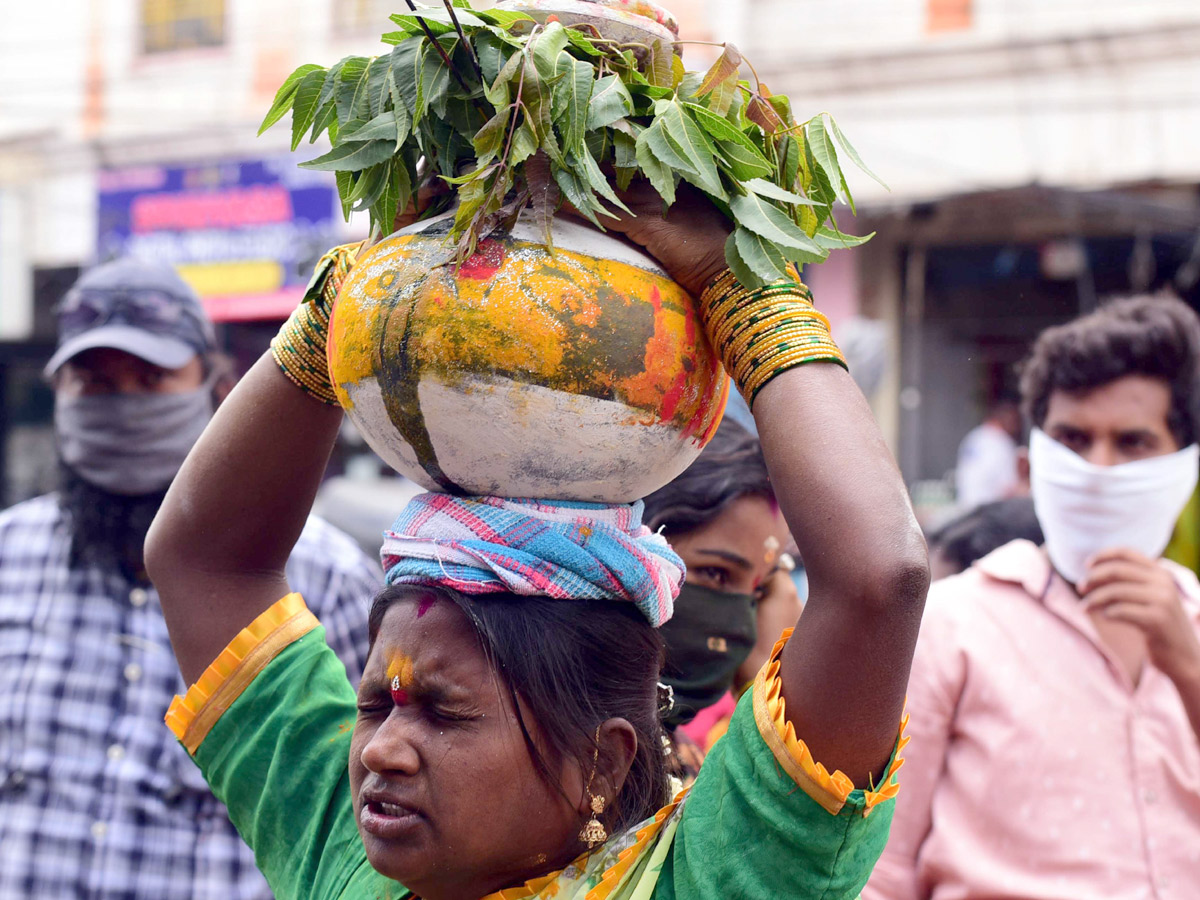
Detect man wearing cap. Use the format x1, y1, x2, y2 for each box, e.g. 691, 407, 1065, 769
0, 258, 380, 899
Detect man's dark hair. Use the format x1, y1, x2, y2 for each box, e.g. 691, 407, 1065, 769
1019, 294, 1200, 445
368, 586, 670, 836
928, 497, 1043, 576
641, 418, 774, 539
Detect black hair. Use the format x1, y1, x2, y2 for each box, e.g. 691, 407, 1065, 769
368, 585, 670, 834
1019, 294, 1200, 446
927, 497, 1043, 575
641, 418, 774, 539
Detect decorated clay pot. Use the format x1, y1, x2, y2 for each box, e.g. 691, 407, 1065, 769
328, 211, 728, 503
502, 0, 679, 50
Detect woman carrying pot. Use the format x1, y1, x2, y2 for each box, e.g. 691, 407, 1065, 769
146, 185, 928, 900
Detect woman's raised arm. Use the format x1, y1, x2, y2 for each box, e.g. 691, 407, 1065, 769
145, 355, 344, 685
596, 186, 929, 786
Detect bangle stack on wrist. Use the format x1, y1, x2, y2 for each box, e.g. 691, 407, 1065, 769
270, 240, 367, 405
699, 268, 847, 404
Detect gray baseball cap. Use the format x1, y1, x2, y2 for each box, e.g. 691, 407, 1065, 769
45, 258, 216, 376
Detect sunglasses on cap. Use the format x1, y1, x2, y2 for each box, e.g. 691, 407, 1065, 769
56, 287, 212, 348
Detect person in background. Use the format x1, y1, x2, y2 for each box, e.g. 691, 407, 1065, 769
866, 294, 1200, 900
925, 496, 1043, 581
640, 419, 803, 771
954, 397, 1022, 510
0, 258, 380, 900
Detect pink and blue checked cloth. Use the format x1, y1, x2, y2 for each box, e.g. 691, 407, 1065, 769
380, 493, 685, 626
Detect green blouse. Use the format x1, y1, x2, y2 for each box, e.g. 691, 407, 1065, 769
168, 594, 903, 900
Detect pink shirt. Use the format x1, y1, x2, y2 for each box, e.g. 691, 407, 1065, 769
865, 539, 1200, 900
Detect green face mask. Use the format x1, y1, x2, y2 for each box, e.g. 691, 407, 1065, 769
658, 582, 757, 729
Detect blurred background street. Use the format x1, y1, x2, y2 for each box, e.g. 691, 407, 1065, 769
3, 0, 1199, 531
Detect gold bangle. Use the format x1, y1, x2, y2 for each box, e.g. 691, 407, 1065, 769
270, 240, 367, 405
698, 268, 846, 403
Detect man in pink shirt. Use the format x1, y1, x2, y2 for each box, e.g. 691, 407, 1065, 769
867, 295, 1200, 900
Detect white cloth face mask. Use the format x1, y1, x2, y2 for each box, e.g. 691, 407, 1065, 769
1029, 428, 1200, 585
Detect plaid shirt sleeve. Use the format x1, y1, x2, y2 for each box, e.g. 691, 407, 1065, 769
0, 497, 377, 900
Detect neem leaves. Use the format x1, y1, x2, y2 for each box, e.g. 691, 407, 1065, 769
260, 1, 878, 286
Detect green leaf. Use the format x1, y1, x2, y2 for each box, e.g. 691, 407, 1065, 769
803, 139, 837, 209
613, 127, 637, 169
729, 193, 823, 255
389, 12, 453, 36
374, 157, 413, 236
347, 162, 389, 211
564, 26, 603, 56
339, 110, 397, 141
335, 171, 354, 219
828, 115, 888, 190
401, 6, 487, 29
682, 101, 747, 144
734, 226, 790, 285
553, 165, 603, 227
647, 40, 673, 88
552, 53, 593, 154
476, 30, 513, 87
707, 75, 738, 117
813, 225, 873, 249
259, 63, 322, 135
472, 106, 510, 162
510, 121, 539, 165
521, 60, 561, 162
309, 99, 338, 144
781, 134, 802, 191
658, 101, 726, 199
573, 150, 630, 215
389, 43, 421, 115
416, 43, 452, 121
586, 75, 633, 131
805, 116, 846, 205
742, 178, 814, 205
696, 43, 741, 97
530, 21, 569, 80
372, 57, 399, 118
392, 99, 411, 150
484, 45, 522, 107
724, 231, 763, 290
289, 69, 326, 150
334, 56, 371, 126
476, 7, 536, 29
299, 139, 395, 172
684, 102, 773, 179
715, 138, 774, 181
635, 126, 676, 205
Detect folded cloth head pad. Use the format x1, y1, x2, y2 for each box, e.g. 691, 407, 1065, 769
380, 493, 684, 627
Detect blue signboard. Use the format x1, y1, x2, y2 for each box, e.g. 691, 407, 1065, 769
97, 157, 342, 321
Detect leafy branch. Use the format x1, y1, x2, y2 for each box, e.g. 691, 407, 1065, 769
260, 0, 883, 287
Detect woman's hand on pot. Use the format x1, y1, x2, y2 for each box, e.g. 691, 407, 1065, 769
568, 181, 731, 298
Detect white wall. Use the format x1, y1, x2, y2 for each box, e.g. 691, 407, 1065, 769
749, 4, 1200, 203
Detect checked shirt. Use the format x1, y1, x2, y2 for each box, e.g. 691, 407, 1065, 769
0, 493, 379, 900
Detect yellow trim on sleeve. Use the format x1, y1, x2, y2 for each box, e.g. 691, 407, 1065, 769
751, 627, 907, 817
165, 593, 320, 755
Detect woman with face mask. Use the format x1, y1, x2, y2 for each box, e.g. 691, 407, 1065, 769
642, 420, 802, 754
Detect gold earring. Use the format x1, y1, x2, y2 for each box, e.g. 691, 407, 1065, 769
580, 793, 607, 848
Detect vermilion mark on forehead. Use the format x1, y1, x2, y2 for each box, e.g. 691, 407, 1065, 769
416, 594, 436, 618
387, 653, 415, 706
